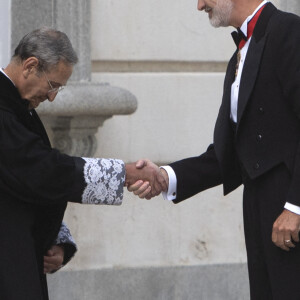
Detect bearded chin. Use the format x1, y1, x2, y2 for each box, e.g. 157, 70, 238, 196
209, 12, 231, 27
209, 0, 233, 28
209, 17, 222, 28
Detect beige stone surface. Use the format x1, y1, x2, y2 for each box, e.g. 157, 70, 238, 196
92, 72, 225, 163
91, 0, 234, 62
63, 186, 245, 271
0, 1, 11, 68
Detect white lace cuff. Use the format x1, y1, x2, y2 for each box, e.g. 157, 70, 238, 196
82, 158, 125, 205
54, 221, 76, 247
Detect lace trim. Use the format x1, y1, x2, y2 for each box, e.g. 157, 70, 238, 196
82, 158, 125, 205
54, 221, 76, 247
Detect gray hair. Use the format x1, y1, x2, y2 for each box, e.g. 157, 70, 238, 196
13, 27, 78, 72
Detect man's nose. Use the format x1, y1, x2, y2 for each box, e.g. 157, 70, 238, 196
197, 0, 205, 11
47, 92, 57, 102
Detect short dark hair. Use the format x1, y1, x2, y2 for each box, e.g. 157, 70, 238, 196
13, 27, 78, 71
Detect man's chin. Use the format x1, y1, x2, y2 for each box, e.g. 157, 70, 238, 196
209, 18, 221, 28
28, 101, 41, 109
209, 16, 228, 28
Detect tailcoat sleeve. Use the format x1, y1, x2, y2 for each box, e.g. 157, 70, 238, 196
0, 111, 125, 206
273, 14, 300, 206
169, 144, 223, 203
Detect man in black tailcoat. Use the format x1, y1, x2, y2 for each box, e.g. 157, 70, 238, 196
130, 1, 300, 298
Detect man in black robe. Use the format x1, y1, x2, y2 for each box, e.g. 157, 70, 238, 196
0, 27, 166, 299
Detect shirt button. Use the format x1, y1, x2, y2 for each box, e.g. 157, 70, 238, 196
259, 107, 264, 114
172, 192, 176, 196
254, 163, 260, 170
256, 134, 263, 141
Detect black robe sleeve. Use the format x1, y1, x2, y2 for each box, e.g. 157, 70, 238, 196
0, 110, 85, 205
0, 111, 126, 206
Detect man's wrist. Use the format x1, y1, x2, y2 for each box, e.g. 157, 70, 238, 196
124, 163, 135, 186
160, 168, 169, 190
160, 166, 177, 200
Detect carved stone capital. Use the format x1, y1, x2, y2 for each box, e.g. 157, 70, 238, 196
41, 116, 107, 157
38, 82, 137, 156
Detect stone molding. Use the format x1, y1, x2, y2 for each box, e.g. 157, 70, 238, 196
38, 83, 137, 156
37, 82, 137, 116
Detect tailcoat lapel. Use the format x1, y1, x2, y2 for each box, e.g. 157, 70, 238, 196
214, 51, 237, 149
237, 37, 265, 125
236, 3, 277, 128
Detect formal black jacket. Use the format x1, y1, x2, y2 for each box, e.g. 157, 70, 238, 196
0, 71, 86, 299
170, 3, 300, 205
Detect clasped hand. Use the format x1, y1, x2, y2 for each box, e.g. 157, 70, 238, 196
125, 159, 169, 199
44, 245, 64, 274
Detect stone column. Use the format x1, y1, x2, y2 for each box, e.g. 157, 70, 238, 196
0, 1, 11, 68
11, 0, 90, 82
10, 0, 137, 156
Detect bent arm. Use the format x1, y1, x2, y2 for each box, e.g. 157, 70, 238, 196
169, 144, 223, 203
0, 114, 125, 206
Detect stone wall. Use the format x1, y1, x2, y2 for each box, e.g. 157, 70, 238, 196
0, 1, 11, 68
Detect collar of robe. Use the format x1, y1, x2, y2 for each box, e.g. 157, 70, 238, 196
0, 72, 51, 146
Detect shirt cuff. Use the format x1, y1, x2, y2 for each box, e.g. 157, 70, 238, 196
160, 165, 177, 201
284, 202, 300, 215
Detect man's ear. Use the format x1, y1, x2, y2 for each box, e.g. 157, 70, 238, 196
22, 57, 39, 78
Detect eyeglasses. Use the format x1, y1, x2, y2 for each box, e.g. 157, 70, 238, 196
42, 69, 64, 94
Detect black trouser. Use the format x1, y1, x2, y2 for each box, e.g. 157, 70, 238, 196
242, 163, 300, 299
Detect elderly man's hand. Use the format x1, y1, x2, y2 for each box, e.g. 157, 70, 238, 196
272, 209, 300, 251
44, 245, 64, 274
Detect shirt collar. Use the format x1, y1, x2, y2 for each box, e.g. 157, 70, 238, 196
240, 0, 269, 37
0, 68, 15, 86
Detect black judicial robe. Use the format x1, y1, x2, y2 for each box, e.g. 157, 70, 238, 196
0, 71, 87, 299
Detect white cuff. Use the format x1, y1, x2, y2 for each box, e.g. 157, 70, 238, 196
284, 202, 300, 215
160, 165, 177, 201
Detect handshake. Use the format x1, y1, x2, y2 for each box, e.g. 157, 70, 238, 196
125, 159, 169, 199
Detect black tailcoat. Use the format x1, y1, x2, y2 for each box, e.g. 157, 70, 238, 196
169, 3, 300, 297
170, 3, 300, 205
